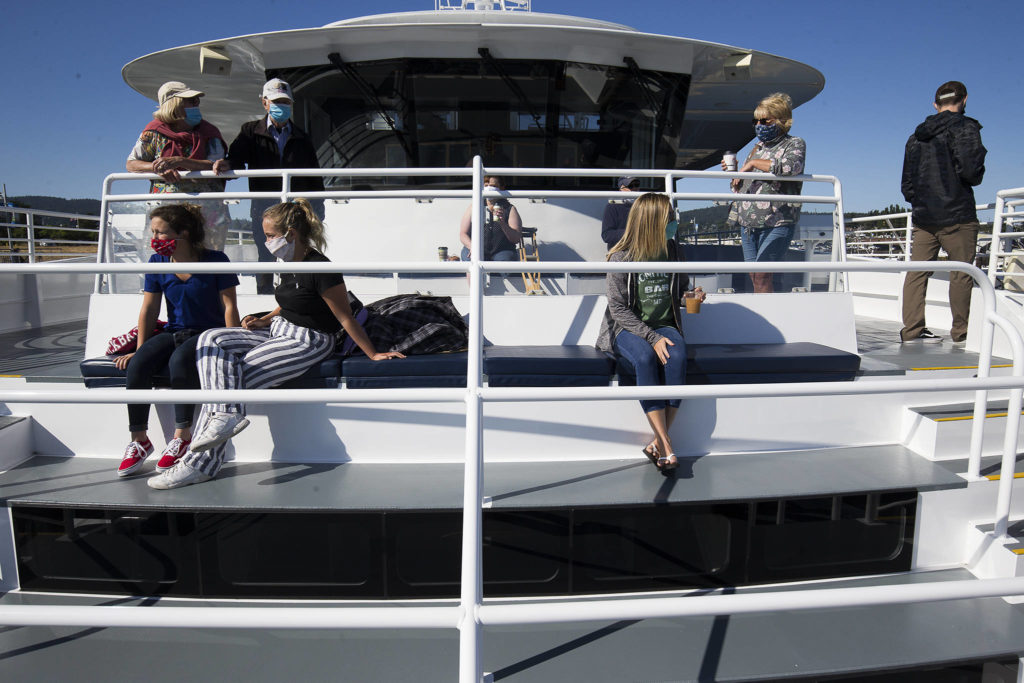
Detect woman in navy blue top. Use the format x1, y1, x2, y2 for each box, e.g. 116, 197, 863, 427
114, 203, 240, 478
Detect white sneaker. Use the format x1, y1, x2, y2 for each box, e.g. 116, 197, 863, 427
147, 461, 212, 490
190, 412, 250, 452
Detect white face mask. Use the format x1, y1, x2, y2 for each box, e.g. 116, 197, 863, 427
265, 234, 295, 262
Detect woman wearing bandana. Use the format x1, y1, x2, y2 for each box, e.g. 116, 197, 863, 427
148, 199, 405, 491
724, 93, 806, 293
115, 203, 240, 478
126, 81, 231, 249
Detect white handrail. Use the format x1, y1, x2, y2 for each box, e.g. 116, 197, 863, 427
6, 163, 1020, 683
988, 187, 1024, 286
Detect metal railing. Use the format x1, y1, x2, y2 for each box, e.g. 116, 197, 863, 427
0, 206, 100, 263
846, 203, 996, 262
3, 162, 1024, 683
987, 188, 1024, 287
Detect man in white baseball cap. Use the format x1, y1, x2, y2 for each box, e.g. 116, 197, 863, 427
214, 78, 323, 293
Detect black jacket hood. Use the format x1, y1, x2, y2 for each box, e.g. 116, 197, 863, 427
914, 111, 980, 142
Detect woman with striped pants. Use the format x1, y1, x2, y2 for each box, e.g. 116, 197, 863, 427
148, 199, 405, 490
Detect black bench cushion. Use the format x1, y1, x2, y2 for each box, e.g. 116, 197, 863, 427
617, 342, 861, 385
484, 345, 615, 387
341, 352, 468, 388
80, 355, 343, 389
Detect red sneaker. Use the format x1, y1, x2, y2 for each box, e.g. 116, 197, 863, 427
155, 437, 191, 472
117, 440, 154, 477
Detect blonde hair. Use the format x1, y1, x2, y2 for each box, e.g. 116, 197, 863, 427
153, 96, 186, 125
263, 199, 327, 253
607, 193, 671, 262
755, 92, 794, 134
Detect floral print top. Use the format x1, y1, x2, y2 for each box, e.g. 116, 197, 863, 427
127, 131, 226, 195
729, 134, 806, 230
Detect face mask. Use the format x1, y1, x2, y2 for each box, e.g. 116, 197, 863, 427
755, 122, 782, 143
266, 234, 294, 262
665, 220, 678, 241
268, 103, 291, 123
184, 107, 202, 127
151, 237, 177, 257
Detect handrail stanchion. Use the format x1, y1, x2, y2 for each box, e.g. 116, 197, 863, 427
904, 214, 913, 263
988, 313, 1024, 537
458, 155, 485, 683
968, 267, 998, 479
26, 212, 35, 265
990, 194, 1006, 287
96, 176, 114, 293
830, 178, 847, 291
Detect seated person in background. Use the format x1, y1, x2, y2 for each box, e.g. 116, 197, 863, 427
115, 203, 240, 478
459, 175, 522, 261
601, 176, 641, 250
215, 78, 324, 295
147, 199, 404, 491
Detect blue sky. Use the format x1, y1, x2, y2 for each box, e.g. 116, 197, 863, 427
1, 0, 1021, 212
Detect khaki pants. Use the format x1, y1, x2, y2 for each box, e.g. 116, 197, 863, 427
900, 222, 979, 342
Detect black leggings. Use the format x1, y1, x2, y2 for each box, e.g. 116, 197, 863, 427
125, 333, 201, 432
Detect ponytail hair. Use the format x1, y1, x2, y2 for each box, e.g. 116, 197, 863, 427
262, 199, 326, 252
148, 202, 206, 252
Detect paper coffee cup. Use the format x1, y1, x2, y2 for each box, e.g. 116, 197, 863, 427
723, 151, 737, 172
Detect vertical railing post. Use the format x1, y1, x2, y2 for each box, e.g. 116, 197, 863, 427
904, 214, 913, 263
829, 178, 847, 292
95, 177, 114, 294
989, 315, 1024, 537
968, 270, 997, 479
458, 155, 485, 683
989, 194, 1006, 287
26, 212, 36, 265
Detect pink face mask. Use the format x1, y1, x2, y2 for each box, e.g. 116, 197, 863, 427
151, 237, 177, 257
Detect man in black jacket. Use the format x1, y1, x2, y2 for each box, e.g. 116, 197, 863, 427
215, 79, 324, 294
899, 81, 987, 344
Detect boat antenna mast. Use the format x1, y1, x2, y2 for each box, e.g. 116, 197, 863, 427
435, 0, 531, 11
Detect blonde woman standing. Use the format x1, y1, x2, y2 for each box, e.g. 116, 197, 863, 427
725, 92, 806, 293
595, 193, 703, 473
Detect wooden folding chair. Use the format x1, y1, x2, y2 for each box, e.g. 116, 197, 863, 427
518, 226, 543, 295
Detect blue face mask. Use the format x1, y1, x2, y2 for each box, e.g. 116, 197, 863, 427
755, 122, 782, 143
268, 103, 292, 123
665, 220, 678, 241
184, 107, 202, 127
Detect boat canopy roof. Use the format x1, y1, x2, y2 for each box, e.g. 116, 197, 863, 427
122, 10, 824, 179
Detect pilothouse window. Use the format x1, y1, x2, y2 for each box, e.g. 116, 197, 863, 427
271, 57, 689, 189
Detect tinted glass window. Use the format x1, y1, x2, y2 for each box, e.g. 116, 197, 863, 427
272, 58, 689, 189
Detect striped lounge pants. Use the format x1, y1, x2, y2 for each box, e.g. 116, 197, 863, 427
182, 316, 336, 477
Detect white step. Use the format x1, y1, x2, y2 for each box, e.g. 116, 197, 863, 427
903, 399, 1024, 460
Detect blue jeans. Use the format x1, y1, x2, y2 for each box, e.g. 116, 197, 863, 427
614, 327, 686, 414
741, 224, 795, 262
461, 247, 516, 261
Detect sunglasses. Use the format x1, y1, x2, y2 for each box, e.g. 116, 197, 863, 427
752, 118, 774, 125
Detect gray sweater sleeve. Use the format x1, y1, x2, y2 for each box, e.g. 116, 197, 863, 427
606, 253, 664, 345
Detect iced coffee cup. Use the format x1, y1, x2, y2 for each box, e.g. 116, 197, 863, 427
684, 288, 704, 314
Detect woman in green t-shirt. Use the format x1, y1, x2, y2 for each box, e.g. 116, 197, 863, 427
595, 193, 704, 472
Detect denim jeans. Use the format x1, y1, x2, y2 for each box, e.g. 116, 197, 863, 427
460, 247, 516, 261
614, 326, 686, 413
741, 224, 795, 262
